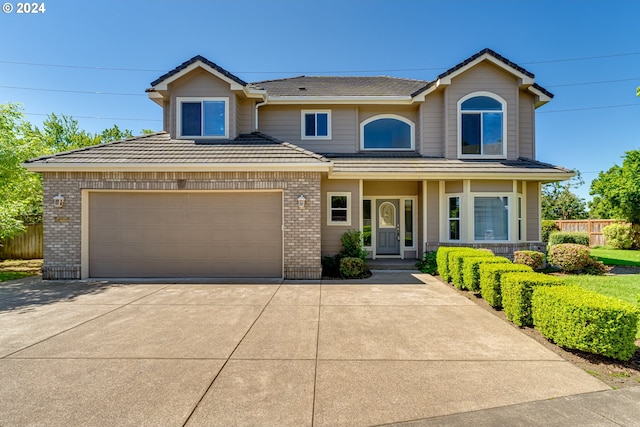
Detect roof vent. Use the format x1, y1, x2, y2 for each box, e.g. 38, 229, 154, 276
298, 87, 307, 91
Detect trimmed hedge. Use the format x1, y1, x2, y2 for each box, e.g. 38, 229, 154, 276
532, 286, 639, 361
548, 231, 590, 247
479, 263, 533, 308
463, 256, 511, 292
449, 250, 494, 290
541, 220, 559, 243
501, 272, 565, 327
436, 247, 484, 282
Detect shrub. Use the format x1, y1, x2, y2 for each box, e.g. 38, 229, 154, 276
449, 250, 494, 290
501, 272, 565, 326
547, 244, 591, 272
415, 251, 437, 275
340, 257, 367, 279
541, 220, 559, 243
582, 257, 612, 275
479, 263, 533, 308
548, 231, 590, 247
513, 250, 545, 271
340, 230, 368, 260
602, 223, 634, 249
532, 286, 639, 361
436, 247, 465, 282
463, 256, 511, 292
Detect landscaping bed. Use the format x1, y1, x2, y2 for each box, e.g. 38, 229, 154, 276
0, 259, 42, 282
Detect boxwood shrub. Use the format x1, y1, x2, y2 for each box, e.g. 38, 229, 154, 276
436, 247, 477, 282
548, 231, 590, 247
449, 250, 495, 290
501, 272, 565, 327
532, 286, 639, 361
463, 256, 511, 292
479, 263, 533, 308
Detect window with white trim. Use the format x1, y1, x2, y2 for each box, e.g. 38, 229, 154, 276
474, 196, 509, 241
361, 115, 414, 150
302, 111, 331, 139
448, 196, 461, 241
177, 97, 229, 139
459, 94, 505, 157
517, 196, 523, 241
328, 192, 351, 225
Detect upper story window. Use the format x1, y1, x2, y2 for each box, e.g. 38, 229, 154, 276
361, 115, 414, 150
302, 110, 331, 139
459, 93, 505, 158
177, 97, 228, 139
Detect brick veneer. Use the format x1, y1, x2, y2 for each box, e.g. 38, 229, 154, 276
42, 171, 322, 280
425, 242, 547, 260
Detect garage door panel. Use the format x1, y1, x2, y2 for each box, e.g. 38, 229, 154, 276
89, 192, 282, 278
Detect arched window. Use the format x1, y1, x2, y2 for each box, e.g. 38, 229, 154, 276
459, 93, 505, 157
361, 115, 414, 150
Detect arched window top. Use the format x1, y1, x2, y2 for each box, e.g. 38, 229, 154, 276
361, 115, 414, 150
461, 96, 503, 111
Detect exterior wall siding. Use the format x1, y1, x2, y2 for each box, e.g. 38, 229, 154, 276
320, 177, 360, 256
42, 171, 322, 280
426, 181, 440, 244
444, 62, 519, 160
526, 181, 540, 241
519, 92, 535, 159
420, 91, 445, 157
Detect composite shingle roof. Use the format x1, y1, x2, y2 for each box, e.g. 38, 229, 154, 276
24, 132, 330, 166
254, 76, 429, 97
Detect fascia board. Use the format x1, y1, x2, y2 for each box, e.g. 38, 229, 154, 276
529, 86, 553, 107
266, 96, 414, 105
22, 162, 332, 173
327, 171, 575, 181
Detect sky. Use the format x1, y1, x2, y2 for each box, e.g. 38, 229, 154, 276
1, 0, 639, 203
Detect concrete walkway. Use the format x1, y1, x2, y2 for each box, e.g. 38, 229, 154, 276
0, 273, 623, 426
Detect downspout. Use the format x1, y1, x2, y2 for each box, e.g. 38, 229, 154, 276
254, 97, 268, 131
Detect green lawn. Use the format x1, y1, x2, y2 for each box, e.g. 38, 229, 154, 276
0, 271, 32, 283
590, 247, 640, 266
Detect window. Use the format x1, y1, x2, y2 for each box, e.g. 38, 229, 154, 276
362, 200, 372, 246
404, 199, 414, 247
302, 111, 330, 139
177, 97, 228, 138
361, 115, 414, 150
459, 94, 505, 157
448, 196, 460, 241
474, 196, 509, 241
517, 196, 523, 241
328, 193, 351, 225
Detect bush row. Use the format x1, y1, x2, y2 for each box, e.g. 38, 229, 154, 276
435, 246, 639, 361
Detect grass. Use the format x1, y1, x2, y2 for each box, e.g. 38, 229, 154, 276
590, 247, 640, 266
0, 271, 32, 282
0, 259, 42, 283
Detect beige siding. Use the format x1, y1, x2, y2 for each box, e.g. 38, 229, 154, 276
321, 178, 360, 255
236, 96, 254, 134
363, 181, 419, 196
259, 105, 357, 153
426, 181, 440, 244
526, 181, 540, 241
168, 69, 237, 139
470, 180, 513, 192
421, 91, 445, 157
445, 180, 463, 193
519, 91, 535, 159
445, 62, 519, 159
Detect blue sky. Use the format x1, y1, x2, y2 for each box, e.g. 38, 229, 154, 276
1, 0, 639, 203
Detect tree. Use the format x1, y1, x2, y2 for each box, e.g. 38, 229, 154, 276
589, 149, 640, 224
541, 171, 588, 220
0, 103, 134, 240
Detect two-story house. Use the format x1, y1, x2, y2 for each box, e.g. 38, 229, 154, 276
25, 48, 573, 280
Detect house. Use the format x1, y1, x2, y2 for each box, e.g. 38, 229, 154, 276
24, 48, 573, 280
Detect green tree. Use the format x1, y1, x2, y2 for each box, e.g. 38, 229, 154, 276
589, 149, 640, 224
0, 103, 134, 239
541, 172, 588, 220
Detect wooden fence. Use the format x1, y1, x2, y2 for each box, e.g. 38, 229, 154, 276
555, 219, 621, 247
0, 224, 43, 259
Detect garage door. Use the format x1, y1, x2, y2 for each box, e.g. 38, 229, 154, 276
88, 192, 282, 278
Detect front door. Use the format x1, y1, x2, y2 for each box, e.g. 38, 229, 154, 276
376, 199, 400, 255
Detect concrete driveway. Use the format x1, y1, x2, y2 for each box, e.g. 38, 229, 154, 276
0, 274, 609, 426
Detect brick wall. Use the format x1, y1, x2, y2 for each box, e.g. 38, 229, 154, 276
425, 242, 546, 260
42, 171, 322, 280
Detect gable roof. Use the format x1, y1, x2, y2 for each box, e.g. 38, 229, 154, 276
23, 132, 331, 172
150, 55, 248, 88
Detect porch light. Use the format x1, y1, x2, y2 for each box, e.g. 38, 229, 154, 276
297, 194, 306, 208
53, 194, 65, 208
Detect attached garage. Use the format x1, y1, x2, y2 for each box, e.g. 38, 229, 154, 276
87, 191, 283, 278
